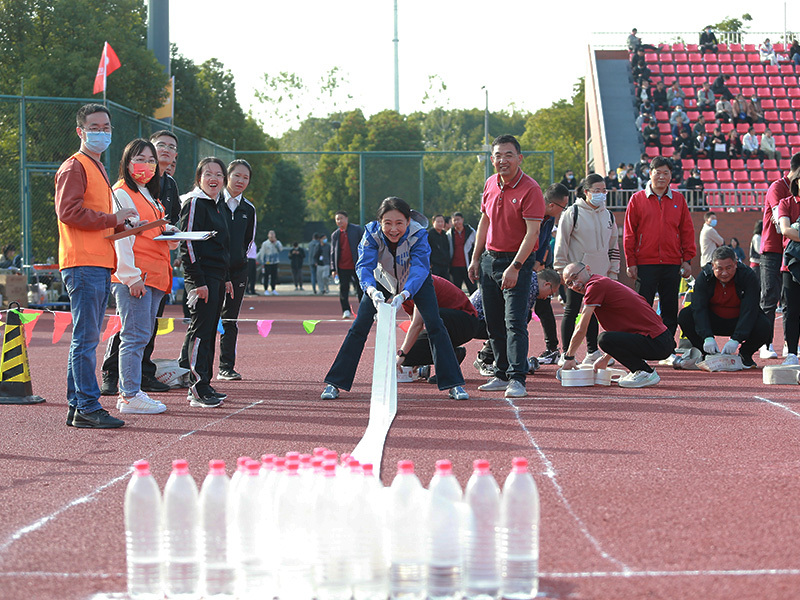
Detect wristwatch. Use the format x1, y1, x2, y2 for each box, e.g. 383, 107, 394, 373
512, 260, 522, 270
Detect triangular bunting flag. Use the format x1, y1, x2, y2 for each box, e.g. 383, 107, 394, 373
156, 317, 174, 335
102, 314, 121, 341
398, 320, 411, 332
217, 319, 224, 334
20, 310, 43, 345
52, 311, 72, 343
302, 319, 321, 334
257, 319, 274, 338
10, 309, 40, 325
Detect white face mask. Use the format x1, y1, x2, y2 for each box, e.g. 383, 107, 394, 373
588, 192, 606, 207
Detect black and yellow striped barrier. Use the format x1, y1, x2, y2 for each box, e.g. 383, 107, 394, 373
0, 302, 45, 404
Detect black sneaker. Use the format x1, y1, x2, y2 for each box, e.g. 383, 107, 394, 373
188, 389, 222, 408
740, 354, 757, 369
217, 369, 242, 381
66, 405, 75, 427
100, 372, 118, 396
71, 408, 124, 428
207, 387, 228, 400
528, 356, 541, 373
538, 349, 560, 365
141, 375, 170, 393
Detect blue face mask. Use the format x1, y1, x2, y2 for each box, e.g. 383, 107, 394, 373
83, 131, 112, 154
589, 192, 607, 207
710, 219, 718, 227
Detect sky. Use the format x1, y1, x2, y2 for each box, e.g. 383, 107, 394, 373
169, 1, 796, 139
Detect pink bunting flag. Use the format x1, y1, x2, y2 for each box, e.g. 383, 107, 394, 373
398, 320, 411, 333
257, 319, 274, 338
102, 314, 121, 341
52, 311, 72, 343
23, 310, 43, 345
531, 311, 540, 322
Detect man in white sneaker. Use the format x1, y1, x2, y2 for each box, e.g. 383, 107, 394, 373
560, 262, 673, 388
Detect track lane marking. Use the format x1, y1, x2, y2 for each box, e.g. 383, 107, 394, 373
754, 395, 800, 419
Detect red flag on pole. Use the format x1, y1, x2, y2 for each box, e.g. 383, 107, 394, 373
92, 42, 121, 95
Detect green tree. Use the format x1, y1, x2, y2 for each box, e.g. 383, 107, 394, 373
261, 160, 306, 244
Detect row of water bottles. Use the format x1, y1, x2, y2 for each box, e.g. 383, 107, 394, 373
125, 449, 539, 600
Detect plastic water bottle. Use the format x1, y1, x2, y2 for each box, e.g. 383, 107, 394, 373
163, 459, 200, 598
426, 460, 463, 600
234, 460, 272, 598
387, 460, 428, 599
274, 461, 315, 600
124, 460, 162, 600
499, 457, 540, 600
352, 463, 388, 600
463, 459, 501, 600
314, 461, 352, 600
226, 456, 251, 566
198, 459, 234, 599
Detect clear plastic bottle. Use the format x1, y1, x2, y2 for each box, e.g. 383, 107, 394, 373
352, 463, 388, 600
463, 459, 501, 600
163, 459, 200, 599
226, 456, 251, 565
124, 460, 162, 600
499, 457, 540, 600
198, 459, 235, 599
387, 460, 428, 600
234, 460, 272, 599
314, 462, 352, 600
274, 461, 315, 600
426, 460, 463, 600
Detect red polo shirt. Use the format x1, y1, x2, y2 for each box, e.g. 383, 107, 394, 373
761, 176, 791, 254
777, 194, 800, 273
451, 228, 466, 267
481, 169, 544, 253
710, 279, 741, 320
338, 227, 355, 270
583, 275, 667, 338
402, 275, 478, 317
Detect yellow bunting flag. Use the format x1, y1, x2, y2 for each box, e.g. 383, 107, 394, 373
156, 317, 174, 335
303, 320, 321, 334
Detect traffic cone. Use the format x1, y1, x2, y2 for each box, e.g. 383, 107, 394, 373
0, 302, 45, 404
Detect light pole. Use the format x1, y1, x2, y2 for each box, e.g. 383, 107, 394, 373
482, 86, 491, 180
393, 0, 400, 112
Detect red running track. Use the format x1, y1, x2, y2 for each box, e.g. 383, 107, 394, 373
1, 294, 799, 599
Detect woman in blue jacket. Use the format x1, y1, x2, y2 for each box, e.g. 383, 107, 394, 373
321, 197, 468, 400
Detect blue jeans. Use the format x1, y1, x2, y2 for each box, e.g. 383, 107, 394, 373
112, 283, 165, 397
480, 252, 534, 383
63, 266, 111, 412
324, 275, 465, 391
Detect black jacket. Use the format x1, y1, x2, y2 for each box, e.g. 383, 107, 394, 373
691, 262, 763, 342
218, 194, 256, 273
428, 228, 451, 269
160, 173, 181, 225
179, 190, 230, 286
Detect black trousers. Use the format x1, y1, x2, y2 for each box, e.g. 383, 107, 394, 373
219, 268, 247, 371
598, 329, 674, 373
782, 272, 800, 355
431, 264, 450, 279
180, 276, 225, 394
677, 305, 771, 360
337, 268, 363, 312
263, 263, 278, 291
103, 292, 168, 379
450, 265, 477, 294
246, 259, 257, 294
403, 308, 481, 367
635, 264, 681, 340
561, 287, 598, 354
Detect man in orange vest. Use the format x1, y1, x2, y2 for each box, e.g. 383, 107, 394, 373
55, 103, 137, 428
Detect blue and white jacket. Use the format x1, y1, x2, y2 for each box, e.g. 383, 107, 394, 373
357, 210, 430, 297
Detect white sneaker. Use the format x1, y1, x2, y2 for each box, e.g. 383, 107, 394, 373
783, 343, 789, 358
117, 390, 166, 414
504, 380, 527, 398
262, 290, 271, 296
782, 353, 799, 366
342, 310, 352, 319
760, 344, 778, 360
581, 350, 604, 365
618, 369, 661, 388
478, 377, 508, 392
272, 290, 279, 296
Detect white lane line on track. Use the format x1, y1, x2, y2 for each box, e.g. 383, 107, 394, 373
754, 395, 800, 419
0, 401, 264, 554
504, 397, 632, 572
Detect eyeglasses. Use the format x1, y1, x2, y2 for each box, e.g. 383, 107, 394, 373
564, 265, 586, 287
155, 142, 178, 151
82, 125, 113, 133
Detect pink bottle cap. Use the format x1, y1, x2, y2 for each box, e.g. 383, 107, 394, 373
172, 459, 189, 474
473, 459, 490, 474
208, 459, 226, 474
246, 460, 261, 475
285, 451, 300, 461
512, 457, 529, 473
236, 456, 252, 471
285, 461, 300, 474
362, 463, 374, 476
299, 454, 312, 467
261, 454, 276, 467
313, 447, 328, 457
322, 462, 337, 476
323, 450, 338, 462
435, 459, 453, 474
274, 457, 286, 471
311, 457, 324, 472
397, 460, 415, 474
133, 460, 150, 476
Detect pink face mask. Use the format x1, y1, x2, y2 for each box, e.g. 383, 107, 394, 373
131, 162, 157, 185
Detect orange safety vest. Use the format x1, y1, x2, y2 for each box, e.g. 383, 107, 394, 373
57, 152, 115, 270
110, 181, 172, 293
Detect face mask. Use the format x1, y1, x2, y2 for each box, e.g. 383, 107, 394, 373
589, 193, 607, 207
710, 219, 718, 227
567, 174, 574, 180
131, 163, 157, 185
83, 131, 112, 154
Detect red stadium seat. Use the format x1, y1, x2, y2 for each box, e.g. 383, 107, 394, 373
686, 110, 700, 121
660, 135, 673, 146
789, 135, 800, 147
700, 170, 716, 182
688, 53, 702, 63
682, 158, 696, 170
718, 43, 729, 52
687, 43, 699, 52
776, 99, 791, 109
658, 123, 671, 133
751, 64, 765, 75
721, 64, 735, 75
679, 76, 692, 86
757, 88, 771, 99
697, 158, 712, 170
768, 76, 783, 86
702, 111, 715, 120
729, 43, 742, 52
766, 170, 781, 181
735, 64, 749, 75
645, 146, 660, 157
750, 171, 766, 183
714, 159, 729, 169
738, 76, 753, 86
761, 99, 775, 109
720, 123, 734, 134
763, 159, 779, 170
662, 146, 674, 157
719, 53, 733, 64
655, 111, 669, 121
736, 123, 749, 134
672, 43, 685, 52
729, 86, 740, 96
705, 123, 716, 133
732, 53, 747, 63
754, 76, 768, 86
741, 87, 756, 97
792, 99, 800, 109
774, 88, 787, 99
756, 182, 769, 190
676, 64, 690, 75
745, 159, 762, 169
706, 64, 720, 75
780, 111, 794, 121
704, 53, 718, 64
717, 170, 733, 182
748, 53, 762, 63
754, 123, 766, 134
785, 76, 798, 87
764, 110, 778, 120
661, 64, 675, 75
738, 182, 753, 190
774, 135, 787, 147
733, 170, 749, 182
663, 76, 676, 85
779, 159, 791, 170
774, 43, 785, 52
645, 52, 658, 62
781, 65, 796, 75
660, 52, 673, 62
785, 123, 799, 134
766, 65, 779, 74
730, 159, 745, 170
691, 64, 705, 75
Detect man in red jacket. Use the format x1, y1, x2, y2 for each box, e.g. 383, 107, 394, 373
624, 156, 696, 341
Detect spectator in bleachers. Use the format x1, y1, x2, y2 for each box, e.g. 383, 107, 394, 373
697, 82, 716, 111
694, 131, 711, 158
715, 97, 733, 123
712, 74, 734, 101
653, 81, 669, 111
639, 164, 651, 186
674, 130, 695, 159
621, 167, 641, 191
790, 40, 800, 66
700, 211, 724, 266
670, 152, 685, 184
759, 39, 779, 66
627, 28, 656, 53
742, 126, 764, 160
672, 115, 691, 139
760, 129, 782, 161
684, 168, 704, 192
605, 169, 620, 206
746, 96, 764, 124
699, 26, 719, 55
730, 237, 747, 264
711, 126, 728, 160
727, 130, 743, 160
616, 162, 628, 182
636, 79, 653, 108
642, 118, 661, 149
732, 94, 751, 125
669, 105, 688, 127
635, 153, 651, 179
668, 81, 686, 108
692, 114, 708, 138
559, 169, 578, 191
631, 46, 646, 70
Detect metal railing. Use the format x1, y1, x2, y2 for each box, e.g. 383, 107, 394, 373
571, 187, 766, 211
590, 31, 795, 50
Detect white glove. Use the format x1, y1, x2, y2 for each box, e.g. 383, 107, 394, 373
722, 339, 740, 355
366, 286, 385, 310
703, 337, 719, 354
390, 290, 411, 312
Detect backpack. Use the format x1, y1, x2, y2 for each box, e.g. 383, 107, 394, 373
571, 204, 615, 229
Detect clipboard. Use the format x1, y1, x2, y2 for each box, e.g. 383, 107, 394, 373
105, 218, 168, 241
154, 231, 217, 241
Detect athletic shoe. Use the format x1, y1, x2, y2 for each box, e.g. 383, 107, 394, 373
207, 387, 227, 400
473, 358, 495, 378
537, 349, 560, 365
782, 353, 799, 366
100, 372, 118, 396
217, 369, 242, 381
141, 375, 171, 392
262, 290, 271, 296
673, 347, 701, 370
618, 369, 661, 388
740, 354, 757, 369
504, 380, 527, 398
557, 354, 567, 367
582, 350, 604, 365
417, 365, 431, 380
478, 377, 508, 392
760, 344, 778, 360
66, 405, 75, 427
72, 408, 125, 428
783, 343, 789, 358
188, 390, 222, 408
321, 384, 339, 399
448, 386, 469, 400
272, 290, 279, 296
117, 391, 167, 415
659, 353, 678, 366
527, 356, 540, 373
342, 310, 352, 319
